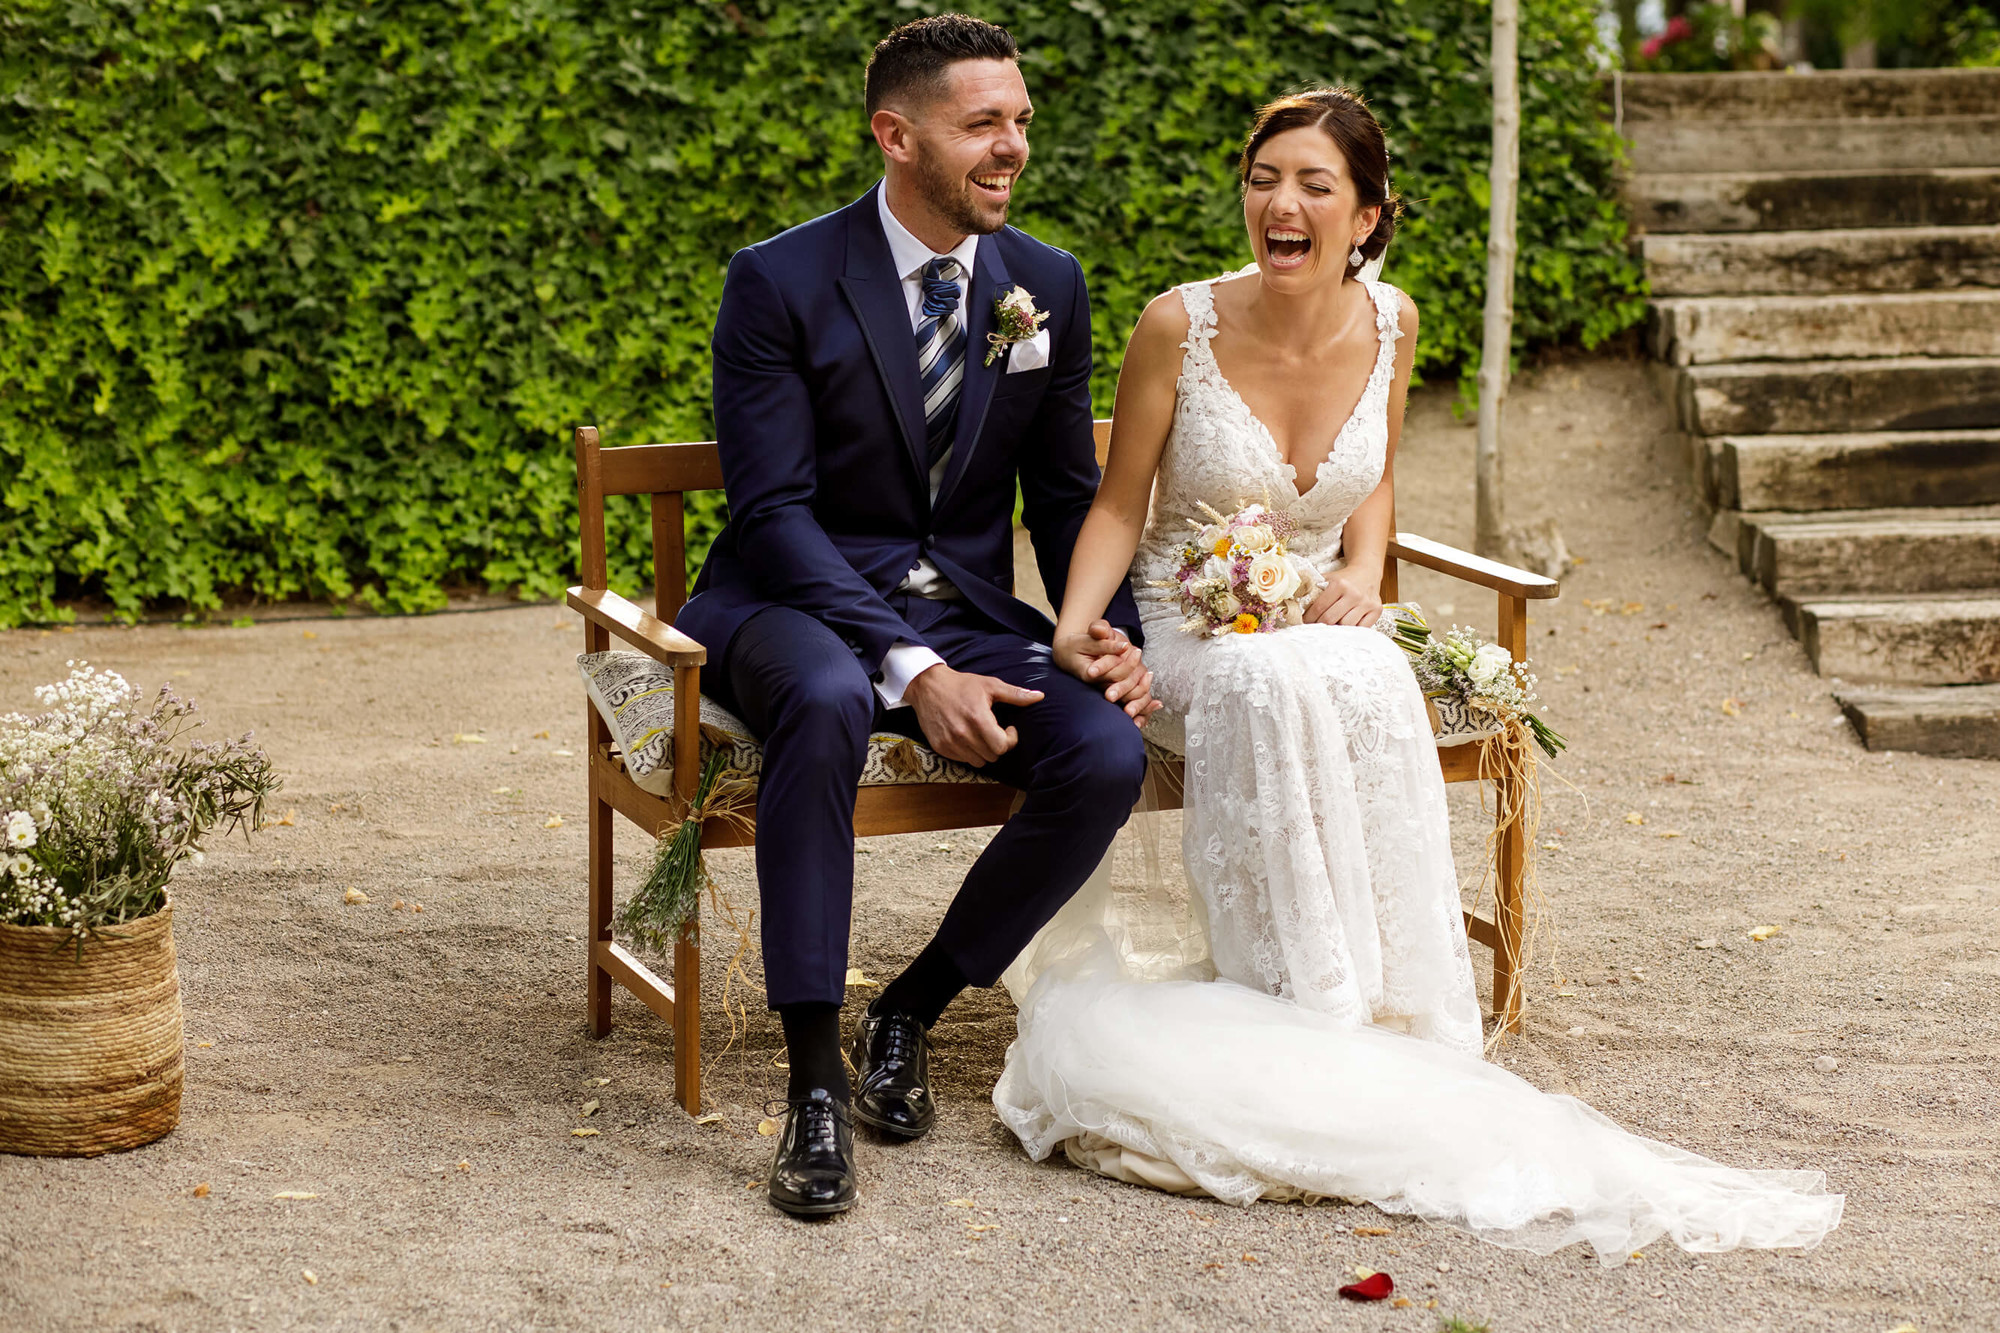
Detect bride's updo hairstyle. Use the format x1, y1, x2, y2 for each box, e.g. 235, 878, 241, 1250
1239, 87, 1402, 266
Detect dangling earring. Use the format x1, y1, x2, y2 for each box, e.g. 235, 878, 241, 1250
1349, 245, 1364, 268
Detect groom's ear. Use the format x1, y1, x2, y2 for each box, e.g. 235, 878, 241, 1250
871, 108, 918, 164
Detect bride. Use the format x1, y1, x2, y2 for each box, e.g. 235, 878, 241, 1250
992, 87, 1842, 1264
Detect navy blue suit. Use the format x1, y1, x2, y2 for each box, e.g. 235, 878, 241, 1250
679, 185, 1147, 1008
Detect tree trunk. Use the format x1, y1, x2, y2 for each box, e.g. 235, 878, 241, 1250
1475, 0, 1519, 559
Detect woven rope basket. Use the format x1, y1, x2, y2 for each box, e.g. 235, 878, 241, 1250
0, 905, 183, 1157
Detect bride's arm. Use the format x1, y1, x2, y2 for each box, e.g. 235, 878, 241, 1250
1051, 292, 1187, 682
1310, 291, 1420, 627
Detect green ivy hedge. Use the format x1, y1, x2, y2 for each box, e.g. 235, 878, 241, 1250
0, 0, 1642, 625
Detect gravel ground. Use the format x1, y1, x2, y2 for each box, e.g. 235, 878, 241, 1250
4, 355, 1997, 1333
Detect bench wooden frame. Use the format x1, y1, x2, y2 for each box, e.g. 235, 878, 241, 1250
568, 423, 1560, 1114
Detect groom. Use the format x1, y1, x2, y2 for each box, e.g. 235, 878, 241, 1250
676, 14, 1156, 1217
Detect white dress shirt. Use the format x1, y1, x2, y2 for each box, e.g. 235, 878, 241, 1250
873, 186, 982, 708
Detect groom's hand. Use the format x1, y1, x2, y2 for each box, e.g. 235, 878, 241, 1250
1056, 621, 1164, 726
904, 665, 1043, 767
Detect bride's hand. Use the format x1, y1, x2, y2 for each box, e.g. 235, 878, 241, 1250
1307, 571, 1384, 628
1054, 620, 1164, 725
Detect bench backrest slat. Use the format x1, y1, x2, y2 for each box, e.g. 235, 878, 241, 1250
576, 420, 1121, 616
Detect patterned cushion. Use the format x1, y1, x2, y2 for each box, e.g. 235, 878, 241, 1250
578, 651, 1000, 794
579, 647, 1496, 799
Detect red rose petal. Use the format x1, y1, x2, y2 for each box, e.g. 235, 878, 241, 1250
1338, 1271, 1395, 1301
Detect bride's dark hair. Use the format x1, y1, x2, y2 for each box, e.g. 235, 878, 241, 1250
1239, 87, 1401, 264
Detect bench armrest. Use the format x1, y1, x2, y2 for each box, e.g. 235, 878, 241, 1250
1387, 533, 1559, 600
566, 587, 709, 667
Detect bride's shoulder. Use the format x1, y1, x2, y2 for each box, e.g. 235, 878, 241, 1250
1370, 280, 1420, 342
1129, 286, 1194, 349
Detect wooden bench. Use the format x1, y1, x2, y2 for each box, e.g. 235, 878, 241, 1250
567, 423, 1560, 1113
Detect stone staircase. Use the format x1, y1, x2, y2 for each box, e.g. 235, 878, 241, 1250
1623, 68, 2000, 759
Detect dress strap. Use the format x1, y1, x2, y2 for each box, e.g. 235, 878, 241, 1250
1176, 280, 1221, 379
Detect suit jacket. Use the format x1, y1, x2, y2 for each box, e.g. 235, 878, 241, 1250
677, 183, 1143, 680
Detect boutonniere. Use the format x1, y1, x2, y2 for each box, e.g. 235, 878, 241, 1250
984, 285, 1050, 367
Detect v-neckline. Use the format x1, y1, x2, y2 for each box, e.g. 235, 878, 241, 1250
1202, 281, 1385, 502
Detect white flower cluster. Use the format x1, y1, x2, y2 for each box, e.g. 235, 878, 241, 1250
0, 802, 72, 929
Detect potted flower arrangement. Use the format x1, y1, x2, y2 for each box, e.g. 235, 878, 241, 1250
0, 662, 277, 1156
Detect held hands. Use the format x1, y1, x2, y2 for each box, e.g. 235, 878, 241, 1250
1053, 620, 1163, 726
903, 665, 1043, 767
1307, 569, 1384, 628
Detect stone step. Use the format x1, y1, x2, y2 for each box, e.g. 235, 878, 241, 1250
1699, 429, 2000, 512
1619, 69, 2000, 123
1675, 357, 2000, 436
1788, 592, 2000, 685
1650, 291, 2000, 367
1628, 168, 2000, 234
1626, 117, 2000, 176
1728, 506, 2000, 599
1835, 683, 2000, 758
1643, 225, 2000, 297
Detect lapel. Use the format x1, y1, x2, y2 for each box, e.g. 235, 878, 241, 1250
935, 232, 1012, 512
833, 185, 931, 496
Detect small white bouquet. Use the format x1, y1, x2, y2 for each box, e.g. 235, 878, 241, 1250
1156, 501, 1327, 636
1, 663, 279, 938
1378, 606, 1567, 758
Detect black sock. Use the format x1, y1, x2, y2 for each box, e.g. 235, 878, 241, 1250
778, 1002, 849, 1103
873, 939, 969, 1029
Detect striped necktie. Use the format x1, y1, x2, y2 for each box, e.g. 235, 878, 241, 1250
915, 256, 967, 471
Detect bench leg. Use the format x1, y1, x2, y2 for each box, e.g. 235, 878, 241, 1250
1492, 767, 1526, 1033
673, 924, 701, 1114
587, 767, 614, 1040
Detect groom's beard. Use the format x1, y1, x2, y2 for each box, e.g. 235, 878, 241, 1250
912, 142, 1019, 237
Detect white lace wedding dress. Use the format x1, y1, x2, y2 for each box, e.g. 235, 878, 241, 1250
991, 274, 1843, 1265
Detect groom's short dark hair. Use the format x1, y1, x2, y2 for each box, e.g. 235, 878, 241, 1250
865, 15, 1019, 116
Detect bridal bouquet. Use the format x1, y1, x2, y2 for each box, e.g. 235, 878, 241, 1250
1, 662, 279, 938
1378, 606, 1567, 758
1158, 501, 1326, 636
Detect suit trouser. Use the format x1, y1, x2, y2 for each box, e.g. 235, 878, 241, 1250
705, 599, 1148, 1009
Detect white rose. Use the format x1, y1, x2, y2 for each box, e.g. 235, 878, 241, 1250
1246, 552, 1302, 605
1467, 643, 1514, 687
1234, 523, 1276, 553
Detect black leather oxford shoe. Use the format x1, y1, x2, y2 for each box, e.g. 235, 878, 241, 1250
850, 1007, 936, 1140
766, 1090, 858, 1218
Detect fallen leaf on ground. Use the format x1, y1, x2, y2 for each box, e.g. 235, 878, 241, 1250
744, 1180, 763, 1189
302, 1270, 317, 1285
1623, 812, 1645, 825
571, 1128, 600, 1137
490, 787, 514, 795
1693, 938, 1718, 949
756, 1118, 781, 1136
580, 1099, 600, 1117
552, 749, 575, 757
192, 1183, 210, 1198
1748, 924, 1780, 941
302, 630, 318, 640
1658, 830, 1681, 839
1240, 1253, 1259, 1263
453, 733, 488, 745
968, 1224, 1000, 1233
269, 809, 298, 827
1720, 698, 1742, 717
411, 902, 422, 913
1391, 1297, 1411, 1308
1629, 1250, 1645, 1261
533, 729, 551, 739
390, 898, 405, 910
196, 1041, 214, 1048
273, 1191, 318, 1200
1353, 1226, 1391, 1236
1555, 989, 1577, 998
692, 1112, 725, 1126
945, 1199, 975, 1208
1352, 1267, 1376, 1280
588, 1077, 611, 1087
1541, 840, 1562, 851
543, 816, 564, 829
1339, 1272, 1394, 1301
843, 967, 879, 987
455, 1160, 469, 1171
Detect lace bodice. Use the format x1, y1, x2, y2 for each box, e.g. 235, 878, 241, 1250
1132, 273, 1404, 614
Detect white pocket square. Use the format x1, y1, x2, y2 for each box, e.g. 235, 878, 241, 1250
1005, 327, 1051, 373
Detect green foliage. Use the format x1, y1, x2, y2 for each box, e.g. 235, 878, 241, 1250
0, 0, 1642, 625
